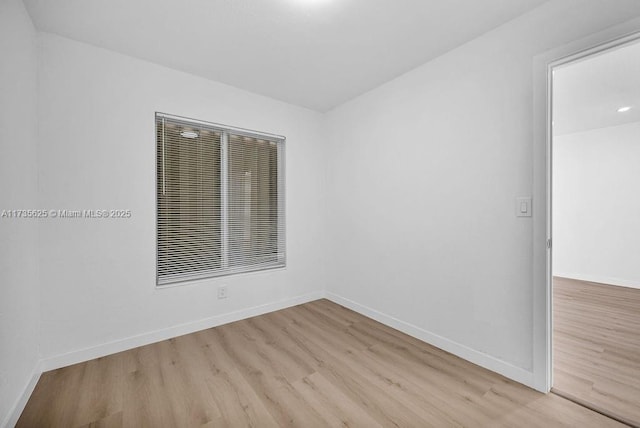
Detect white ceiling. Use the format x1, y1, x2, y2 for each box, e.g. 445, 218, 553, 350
554, 39, 640, 136
24, 0, 548, 112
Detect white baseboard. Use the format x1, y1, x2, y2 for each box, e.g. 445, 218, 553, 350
41, 290, 324, 372
2, 362, 42, 428
325, 292, 538, 391
554, 273, 640, 290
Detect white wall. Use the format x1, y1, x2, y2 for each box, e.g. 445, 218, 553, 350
0, 0, 41, 425
36, 33, 327, 364
325, 0, 640, 388
553, 122, 640, 289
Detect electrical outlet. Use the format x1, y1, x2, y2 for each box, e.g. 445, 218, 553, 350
217, 285, 228, 299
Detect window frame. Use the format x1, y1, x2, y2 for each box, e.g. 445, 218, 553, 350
155, 112, 286, 288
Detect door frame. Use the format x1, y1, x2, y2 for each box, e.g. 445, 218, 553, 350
535, 29, 640, 393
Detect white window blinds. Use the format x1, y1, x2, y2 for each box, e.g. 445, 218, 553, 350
156, 113, 285, 286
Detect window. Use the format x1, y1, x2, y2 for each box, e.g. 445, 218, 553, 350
156, 113, 285, 286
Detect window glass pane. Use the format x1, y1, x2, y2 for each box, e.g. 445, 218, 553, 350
156, 119, 222, 283
227, 134, 280, 268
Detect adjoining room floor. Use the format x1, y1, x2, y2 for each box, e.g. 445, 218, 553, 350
553, 277, 640, 426
20, 299, 624, 427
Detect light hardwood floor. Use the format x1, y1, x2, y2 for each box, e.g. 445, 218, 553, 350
553, 277, 640, 427
20, 299, 626, 427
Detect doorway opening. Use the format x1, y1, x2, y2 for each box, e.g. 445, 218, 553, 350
550, 36, 640, 426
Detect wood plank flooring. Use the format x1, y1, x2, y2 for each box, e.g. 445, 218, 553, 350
553, 277, 640, 426
19, 299, 626, 427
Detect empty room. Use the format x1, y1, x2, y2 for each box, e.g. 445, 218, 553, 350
1, 0, 639, 427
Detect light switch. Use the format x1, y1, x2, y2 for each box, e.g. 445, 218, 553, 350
516, 197, 532, 217
520, 202, 528, 213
